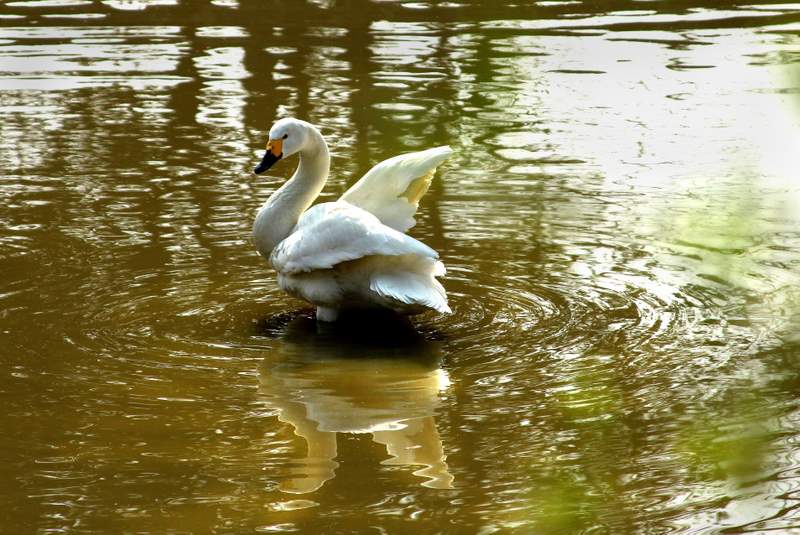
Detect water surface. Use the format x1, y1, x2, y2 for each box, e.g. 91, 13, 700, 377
2, 0, 800, 532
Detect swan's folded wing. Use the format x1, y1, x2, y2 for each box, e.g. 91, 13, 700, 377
339, 146, 452, 233
370, 262, 451, 314
270, 202, 439, 275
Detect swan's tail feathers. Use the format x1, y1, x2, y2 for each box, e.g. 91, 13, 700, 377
370, 272, 451, 314
340, 146, 454, 233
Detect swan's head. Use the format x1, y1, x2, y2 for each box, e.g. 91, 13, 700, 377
254, 118, 312, 175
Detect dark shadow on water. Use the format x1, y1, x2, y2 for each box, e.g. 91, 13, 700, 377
253, 308, 446, 358
253, 308, 315, 338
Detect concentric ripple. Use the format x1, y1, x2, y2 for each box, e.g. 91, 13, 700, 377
423, 266, 710, 361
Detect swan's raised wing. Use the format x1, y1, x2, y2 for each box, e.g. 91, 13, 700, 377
271, 202, 438, 275
339, 146, 452, 233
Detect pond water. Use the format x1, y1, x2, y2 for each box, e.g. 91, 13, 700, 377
2, 0, 800, 532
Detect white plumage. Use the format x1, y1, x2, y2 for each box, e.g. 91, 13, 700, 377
252, 118, 452, 322
340, 146, 453, 233
271, 203, 437, 275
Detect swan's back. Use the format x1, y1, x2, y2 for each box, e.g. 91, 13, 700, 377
271, 201, 450, 315
271, 202, 438, 275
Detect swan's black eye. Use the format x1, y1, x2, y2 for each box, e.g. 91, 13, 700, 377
282, 134, 288, 139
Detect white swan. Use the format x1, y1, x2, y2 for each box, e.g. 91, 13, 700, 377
252, 118, 452, 322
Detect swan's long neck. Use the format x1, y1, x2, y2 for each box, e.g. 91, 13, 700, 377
253, 128, 330, 260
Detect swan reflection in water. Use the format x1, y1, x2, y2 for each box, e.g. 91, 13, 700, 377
258, 312, 453, 494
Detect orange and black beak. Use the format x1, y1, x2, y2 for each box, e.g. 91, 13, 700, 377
254, 138, 283, 174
